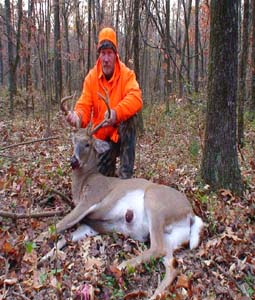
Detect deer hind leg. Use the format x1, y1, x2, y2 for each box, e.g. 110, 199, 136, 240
149, 217, 194, 299
149, 256, 178, 300
118, 210, 166, 269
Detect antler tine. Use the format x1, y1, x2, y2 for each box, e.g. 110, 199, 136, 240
98, 86, 111, 119
90, 87, 111, 136
60, 92, 77, 115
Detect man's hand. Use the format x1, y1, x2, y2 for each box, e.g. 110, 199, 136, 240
66, 111, 80, 128
103, 109, 116, 127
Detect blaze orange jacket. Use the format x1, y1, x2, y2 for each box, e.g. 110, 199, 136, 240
74, 56, 143, 143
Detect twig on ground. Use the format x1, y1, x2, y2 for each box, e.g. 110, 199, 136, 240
0, 209, 67, 220
0, 136, 59, 151
46, 188, 74, 209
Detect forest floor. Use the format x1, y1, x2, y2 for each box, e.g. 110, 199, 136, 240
0, 95, 254, 300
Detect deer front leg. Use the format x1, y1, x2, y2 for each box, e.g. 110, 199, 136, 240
39, 224, 98, 264
56, 201, 96, 233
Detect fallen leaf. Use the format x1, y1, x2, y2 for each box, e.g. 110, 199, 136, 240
176, 274, 190, 289
123, 290, 148, 299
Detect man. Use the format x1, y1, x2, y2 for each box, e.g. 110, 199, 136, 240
66, 27, 143, 179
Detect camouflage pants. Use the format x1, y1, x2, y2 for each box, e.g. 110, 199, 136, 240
97, 115, 137, 179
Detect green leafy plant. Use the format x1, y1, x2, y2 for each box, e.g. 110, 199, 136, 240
24, 241, 36, 253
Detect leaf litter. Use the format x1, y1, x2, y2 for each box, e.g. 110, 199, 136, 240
0, 102, 254, 299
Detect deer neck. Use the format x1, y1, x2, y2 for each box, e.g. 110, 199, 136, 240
71, 149, 100, 204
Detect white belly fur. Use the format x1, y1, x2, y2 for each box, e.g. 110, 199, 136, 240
103, 189, 149, 241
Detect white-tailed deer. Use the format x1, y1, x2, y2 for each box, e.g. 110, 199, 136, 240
40, 89, 204, 300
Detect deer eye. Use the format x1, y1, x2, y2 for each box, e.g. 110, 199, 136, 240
84, 143, 90, 148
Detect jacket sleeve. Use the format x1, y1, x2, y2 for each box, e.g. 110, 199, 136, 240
74, 75, 93, 128
114, 69, 143, 123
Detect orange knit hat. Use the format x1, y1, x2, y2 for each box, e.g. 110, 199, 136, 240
98, 27, 117, 52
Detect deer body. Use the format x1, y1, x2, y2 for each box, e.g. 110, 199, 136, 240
40, 129, 204, 300
42, 95, 204, 299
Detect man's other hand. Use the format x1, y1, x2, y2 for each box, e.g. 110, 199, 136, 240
66, 111, 80, 128
103, 109, 116, 127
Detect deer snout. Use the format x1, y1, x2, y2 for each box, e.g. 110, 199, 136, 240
70, 155, 80, 170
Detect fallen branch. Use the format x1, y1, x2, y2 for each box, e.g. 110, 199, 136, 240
0, 136, 59, 151
47, 188, 74, 209
0, 209, 67, 220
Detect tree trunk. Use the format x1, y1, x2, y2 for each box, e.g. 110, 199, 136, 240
237, 0, 250, 146
25, 0, 34, 117
87, 0, 92, 74
0, 23, 3, 86
133, 0, 144, 132
5, 0, 18, 114
62, 1, 71, 94
194, 0, 200, 93
201, 0, 242, 194
165, 0, 171, 113
54, 0, 62, 104
250, 0, 255, 115
178, 0, 192, 97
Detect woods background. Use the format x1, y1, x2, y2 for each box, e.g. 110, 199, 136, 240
1, 0, 210, 114
0, 1, 255, 299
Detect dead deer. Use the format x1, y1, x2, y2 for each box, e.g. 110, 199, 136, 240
40, 89, 204, 300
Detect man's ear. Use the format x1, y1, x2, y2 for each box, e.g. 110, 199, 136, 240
93, 139, 110, 154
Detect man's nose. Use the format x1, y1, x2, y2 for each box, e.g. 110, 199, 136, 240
102, 54, 110, 62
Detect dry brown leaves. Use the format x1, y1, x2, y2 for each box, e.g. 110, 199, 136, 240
0, 103, 254, 299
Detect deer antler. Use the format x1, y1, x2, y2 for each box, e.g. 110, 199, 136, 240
61, 92, 77, 115
90, 87, 111, 136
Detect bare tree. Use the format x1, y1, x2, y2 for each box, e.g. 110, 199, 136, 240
54, 0, 62, 104
87, 0, 92, 73
194, 0, 200, 92
133, 0, 144, 132
62, 0, 72, 94
25, 0, 34, 116
5, 0, 23, 114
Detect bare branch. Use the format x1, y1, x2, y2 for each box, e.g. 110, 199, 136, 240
0, 209, 66, 220
0, 136, 59, 151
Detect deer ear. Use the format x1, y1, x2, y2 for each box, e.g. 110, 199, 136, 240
93, 139, 110, 154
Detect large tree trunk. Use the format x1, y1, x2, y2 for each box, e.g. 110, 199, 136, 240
237, 0, 250, 146
250, 0, 255, 115
0, 23, 3, 86
201, 0, 242, 194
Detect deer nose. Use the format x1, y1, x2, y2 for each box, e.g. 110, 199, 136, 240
70, 156, 80, 170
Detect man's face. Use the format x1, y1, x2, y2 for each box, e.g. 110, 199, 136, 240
99, 48, 116, 79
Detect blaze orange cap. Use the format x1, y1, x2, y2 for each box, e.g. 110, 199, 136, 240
98, 27, 117, 52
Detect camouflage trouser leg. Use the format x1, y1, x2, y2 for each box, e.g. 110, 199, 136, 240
97, 115, 137, 179
97, 141, 119, 177
118, 115, 137, 179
